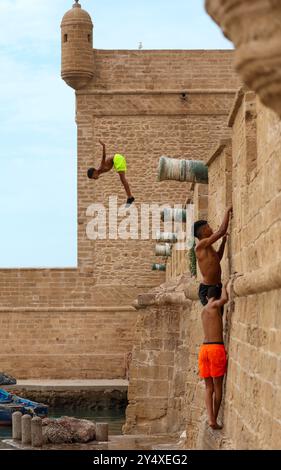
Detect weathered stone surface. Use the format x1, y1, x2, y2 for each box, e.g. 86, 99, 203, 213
126, 88, 281, 450
205, 0, 281, 117
42, 417, 96, 444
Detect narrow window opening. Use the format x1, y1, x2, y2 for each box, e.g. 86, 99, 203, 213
88, 34, 91, 42
64, 34, 68, 43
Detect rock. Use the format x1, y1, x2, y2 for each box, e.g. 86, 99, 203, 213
42, 419, 73, 444
42, 416, 96, 444
0, 372, 17, 385
60, 417, 96, 443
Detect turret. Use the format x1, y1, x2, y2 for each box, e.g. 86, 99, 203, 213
61, 0, 94, 90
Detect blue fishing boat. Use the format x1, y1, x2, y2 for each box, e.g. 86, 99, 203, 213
0, 389, 48, 426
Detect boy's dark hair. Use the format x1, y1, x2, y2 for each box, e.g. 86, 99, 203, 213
193, 220, 207, 239
207, 286, 221, 300
87, 167, 96, 179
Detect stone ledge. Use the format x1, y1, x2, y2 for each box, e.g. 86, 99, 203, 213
197, 420, 234, 450
3, 379, 129, 392
77, 88, 238, 96
227, 86, 249, 127
0, 306, 136, 313
0, 268, 77, 272
233, 259, 281, 297
206, 138, 232, 167
133, 273, 199, 309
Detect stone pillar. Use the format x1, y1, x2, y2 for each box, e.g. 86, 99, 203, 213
205, 0, 281, 117
12, 411, 22, 440
21, 414, 32, 445
95, 423, 108, 441
31, 417, 43, 448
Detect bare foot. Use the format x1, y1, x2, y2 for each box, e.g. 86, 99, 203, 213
209, 422, 223, 430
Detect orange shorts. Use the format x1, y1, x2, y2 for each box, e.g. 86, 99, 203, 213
198, 343, 227, 378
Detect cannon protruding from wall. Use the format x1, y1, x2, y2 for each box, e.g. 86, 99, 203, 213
156, 232, 178, 243
155, 244, 172, 257
158, 156, 208, 183
160, 208, 187, 223
152, 264, 166, 271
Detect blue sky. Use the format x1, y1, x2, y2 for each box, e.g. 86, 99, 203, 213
0, 0, 232, 268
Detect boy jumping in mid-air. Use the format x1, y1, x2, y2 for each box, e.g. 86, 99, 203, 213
199, 284, 229, 430
87, 140, 135, 207
193, 206, 232, 313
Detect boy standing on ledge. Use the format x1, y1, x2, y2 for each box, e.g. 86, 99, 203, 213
193, 206, 233, 313
199, 284, 229, 430
87, 140, 135, 207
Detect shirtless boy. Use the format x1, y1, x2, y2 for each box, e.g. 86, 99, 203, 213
87, 140, 135, 207
198, 284, 229, 429
193, 207, 232, 312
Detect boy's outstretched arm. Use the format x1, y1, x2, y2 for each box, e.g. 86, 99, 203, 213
219, 206, 232, 235
213, 284, 229, 308
217, 234, 228, 260
198, 206, 232, 249
99, 140, 106, 167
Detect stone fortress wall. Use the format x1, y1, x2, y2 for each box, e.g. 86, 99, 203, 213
124, 1, 281, 449
125, 89, 281, 450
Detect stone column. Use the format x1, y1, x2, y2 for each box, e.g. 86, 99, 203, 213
205, 0, 281, 117
22, 414, 32, 445
12, 411, 22, 440
95, 423, 108, 441
31, 417, 43, 448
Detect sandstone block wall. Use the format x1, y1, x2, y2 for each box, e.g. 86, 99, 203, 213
184, 133, 234, 449
125, 89, 281, 450
0, 306, 136, 380
206, 138, 232, 279
222, 94, 281, 450
124, 303, 190, 435
166, 248, 189, 282
78, 50, 239, 296
185, 92, 281, 449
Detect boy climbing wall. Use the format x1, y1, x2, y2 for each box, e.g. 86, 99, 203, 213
193, 206, 233, 312
198, 283, 229, 430
87, 140, 135, 207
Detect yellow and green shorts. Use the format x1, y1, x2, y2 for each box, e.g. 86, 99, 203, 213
113, 153, 127, 173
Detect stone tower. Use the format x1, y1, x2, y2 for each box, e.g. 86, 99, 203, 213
61, 0, 94, 90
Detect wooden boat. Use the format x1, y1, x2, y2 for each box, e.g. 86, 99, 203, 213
0, 388, 48, 426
